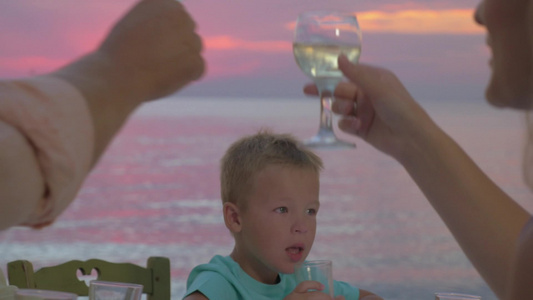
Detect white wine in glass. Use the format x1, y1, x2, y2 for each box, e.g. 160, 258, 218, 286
293, 11, 362, 149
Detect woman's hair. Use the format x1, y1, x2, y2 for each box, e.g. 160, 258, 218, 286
220, 129, 323, 209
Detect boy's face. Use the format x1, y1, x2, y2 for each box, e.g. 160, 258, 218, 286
234, 164, 319, 282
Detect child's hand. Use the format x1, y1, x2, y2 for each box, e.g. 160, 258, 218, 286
284, 281, 338, 300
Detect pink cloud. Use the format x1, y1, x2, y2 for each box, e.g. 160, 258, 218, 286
284, 9, 483, 35
206, 58, 263, 78
0, 56, 69, 77
201, 36, 292, 78
358, 9, 482, 34
0, 0, 485, 94
204, 35, 291, 52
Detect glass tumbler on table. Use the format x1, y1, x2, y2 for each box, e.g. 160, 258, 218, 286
89, 281, 143, 300
435, 292, 482, 300
294, 260, 335, 297
293, 11, 362, 149
14, 289, 77, 300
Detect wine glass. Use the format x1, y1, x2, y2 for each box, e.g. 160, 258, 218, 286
293, 11, 362, 149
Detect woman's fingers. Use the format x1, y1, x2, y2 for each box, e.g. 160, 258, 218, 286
303, 82, 358, 100
338, 55, 394, 98
304, 80, 363, 135
303, 84, 318, 96
330, 99, 354, 117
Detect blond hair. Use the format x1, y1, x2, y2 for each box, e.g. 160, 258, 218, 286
220, 130, 323, 209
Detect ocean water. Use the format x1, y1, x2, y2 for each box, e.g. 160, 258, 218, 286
1, 96, 532, 300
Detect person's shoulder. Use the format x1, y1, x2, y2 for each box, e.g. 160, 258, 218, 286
332, 279, 361, 299
187, 255, 238, 283
209, 254, 231, 264
185, 255, 239, 300
202, 255, 237, 271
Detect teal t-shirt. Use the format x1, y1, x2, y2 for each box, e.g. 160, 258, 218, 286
184, 255, 360, 300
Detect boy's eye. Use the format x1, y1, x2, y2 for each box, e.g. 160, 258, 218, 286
275, 207, 288, 213
306, 208, 317, 216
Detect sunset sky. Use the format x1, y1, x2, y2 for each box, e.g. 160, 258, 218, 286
0, 0, 489, 101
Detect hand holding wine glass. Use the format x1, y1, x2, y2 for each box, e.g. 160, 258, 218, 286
293, 11, 362, 149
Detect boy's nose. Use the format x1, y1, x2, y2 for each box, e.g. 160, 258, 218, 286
293, 226, 308, 234
292, 220, 309, 234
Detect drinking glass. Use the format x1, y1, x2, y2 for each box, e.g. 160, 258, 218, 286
15, 289, 77, 300
294, 260, 334, 297
435, 292, 482, 300
89, 281, 143, 300
293, 11, 362, 149
0, 286, 17, 300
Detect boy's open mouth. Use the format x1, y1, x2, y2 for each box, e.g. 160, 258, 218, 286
286, 245, 305, 262
286, 246, 303, 254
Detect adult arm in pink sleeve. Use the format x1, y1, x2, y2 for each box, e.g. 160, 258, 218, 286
0, 0, 204, 230
0, 120, 45, 229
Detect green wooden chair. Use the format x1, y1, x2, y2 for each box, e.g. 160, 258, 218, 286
7, 257, 170, 300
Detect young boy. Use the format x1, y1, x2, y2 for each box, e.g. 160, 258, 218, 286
183, 130, 382, 300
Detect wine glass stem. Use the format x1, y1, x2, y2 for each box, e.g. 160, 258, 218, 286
319, 90, 334, 132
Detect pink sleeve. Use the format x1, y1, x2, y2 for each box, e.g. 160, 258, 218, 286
0, 76, 94, 228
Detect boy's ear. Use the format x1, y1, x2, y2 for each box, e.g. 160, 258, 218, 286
223, 202, 242, 233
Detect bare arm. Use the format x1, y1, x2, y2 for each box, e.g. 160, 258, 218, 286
401, 117, 529, 299
305, 56, 531, 299
506, 217, 533, 300
0, 0, 204, 230
52, 0, 204, 166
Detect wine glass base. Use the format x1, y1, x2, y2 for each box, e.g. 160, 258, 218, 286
303, 134, 355, 149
